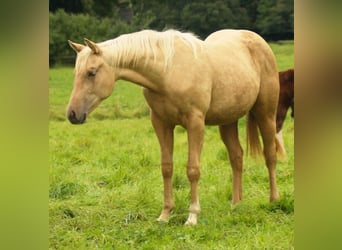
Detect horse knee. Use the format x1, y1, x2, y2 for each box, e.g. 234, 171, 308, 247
187, 165, 200, 182
161, 162, 173, 178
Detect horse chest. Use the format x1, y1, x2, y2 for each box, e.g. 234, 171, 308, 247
143, 89, 205, 126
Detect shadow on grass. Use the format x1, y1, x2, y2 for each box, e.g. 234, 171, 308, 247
259, 192, 294, 214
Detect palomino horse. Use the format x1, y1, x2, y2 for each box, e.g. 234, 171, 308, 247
276, 68, 294, 156
67, 29, 284, 225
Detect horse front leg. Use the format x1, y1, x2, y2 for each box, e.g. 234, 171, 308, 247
151, 111, 175, 222
185, 114, 205, 225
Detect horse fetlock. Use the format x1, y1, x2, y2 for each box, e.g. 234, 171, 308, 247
163, 202, 174, 213
231, 196, 242, 206
156, 214, 169, 222
189, 202, 201, 214
157, 208, 173, 222
270, 191, 280, 202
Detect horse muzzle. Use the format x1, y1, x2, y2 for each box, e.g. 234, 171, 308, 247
67, 110, 87, 124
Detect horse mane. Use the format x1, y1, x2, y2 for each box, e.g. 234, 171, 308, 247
99, 29, 202, 70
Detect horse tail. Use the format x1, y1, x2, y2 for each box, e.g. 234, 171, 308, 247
275, 130, 287, 161
246, 112, 262, 159
247, 112, 287, 161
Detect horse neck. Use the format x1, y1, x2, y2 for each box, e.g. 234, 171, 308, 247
102, 45, 166, 91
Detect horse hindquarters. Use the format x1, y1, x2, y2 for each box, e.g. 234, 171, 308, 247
247, 32, 282, 201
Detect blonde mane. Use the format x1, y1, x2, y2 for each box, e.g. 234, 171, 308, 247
76, 29, 202, 73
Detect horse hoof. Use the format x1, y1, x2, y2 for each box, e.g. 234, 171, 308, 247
184, 212, 198, 226
156, 214, 169, 223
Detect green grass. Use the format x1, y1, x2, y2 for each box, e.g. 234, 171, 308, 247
49, 41, 294, 249
269, 40, 294, 71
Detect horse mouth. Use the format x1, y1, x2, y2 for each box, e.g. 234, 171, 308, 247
68, 111, 87, 124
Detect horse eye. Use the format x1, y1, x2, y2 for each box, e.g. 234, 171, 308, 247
87, 69, 96, 78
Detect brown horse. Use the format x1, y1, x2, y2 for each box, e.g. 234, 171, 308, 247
276, 69, 294, 155
67, 29, 284, 225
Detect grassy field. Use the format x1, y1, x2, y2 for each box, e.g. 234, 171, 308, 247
49, 41, 294, 249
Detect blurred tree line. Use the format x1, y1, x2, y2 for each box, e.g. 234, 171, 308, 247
49, 0, 293, 65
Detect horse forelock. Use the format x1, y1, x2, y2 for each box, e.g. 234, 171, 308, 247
74, 48, 92, 74
98, 29, 201, 70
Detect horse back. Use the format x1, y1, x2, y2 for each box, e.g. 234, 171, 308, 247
204, 29, 278, 88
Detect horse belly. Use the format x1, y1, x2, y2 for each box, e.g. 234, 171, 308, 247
205, 103, 252, 125
205, 81, 259, 125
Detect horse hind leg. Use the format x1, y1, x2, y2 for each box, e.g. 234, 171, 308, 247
251, 68, 281, 202
254, 113, 280, 202
219, 122, 243, 205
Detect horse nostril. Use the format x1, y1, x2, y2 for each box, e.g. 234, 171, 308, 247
68, 110, 78, 124
68, 110, 86, 124
68, 110, 74, 119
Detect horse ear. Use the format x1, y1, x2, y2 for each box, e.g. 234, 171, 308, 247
68, 40, 85, 53
84, 38, 101, 54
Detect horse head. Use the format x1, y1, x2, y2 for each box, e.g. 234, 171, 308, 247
66, 39, 115, 124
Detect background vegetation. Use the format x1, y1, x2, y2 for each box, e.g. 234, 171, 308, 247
49, 0, 293, 65
49, 41, 294, 248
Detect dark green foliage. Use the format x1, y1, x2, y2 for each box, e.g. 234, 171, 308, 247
256, 0, 294, 40
49, 0, 293, 65
181, 1, 236, 38
49, 9, 132, 66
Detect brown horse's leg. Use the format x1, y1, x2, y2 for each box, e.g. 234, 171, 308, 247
256, 116, 280, 202
219, 122, 243, 205
185, 114, 205, 225
151, 111, 175, 222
